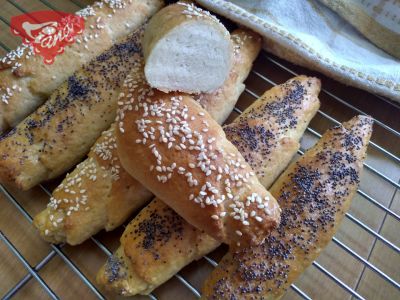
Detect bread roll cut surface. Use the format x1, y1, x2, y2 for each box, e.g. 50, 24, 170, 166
0, 29, 144, 190
201, 115, 373, 300
97, 75, 321, 296
116, 64, 281, 247
33, 29, 261, 245
143, 2, 232, 93
0, 0, 164, 132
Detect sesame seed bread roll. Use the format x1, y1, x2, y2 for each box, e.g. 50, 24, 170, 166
0, 0, 164, 133
143, 2, 232, 93
33, 29, 262, 245
116, 66, 281, 248
0, 29, 144, 191
33, 124, 154, 245
201, 115, 373, 300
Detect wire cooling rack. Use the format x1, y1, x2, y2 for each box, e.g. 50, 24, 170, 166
0, 0, 399, 299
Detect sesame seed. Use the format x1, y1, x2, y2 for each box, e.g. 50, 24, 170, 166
255, 216, 263, 222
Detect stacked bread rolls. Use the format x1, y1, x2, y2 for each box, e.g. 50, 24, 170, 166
0, 29, 144, 190
201, 115, 373, 299
0, 0, 164, 132
96, 76, 321, 296
115, 63, 281, 247
0, 2, 374, 299
33, 29, 262, 245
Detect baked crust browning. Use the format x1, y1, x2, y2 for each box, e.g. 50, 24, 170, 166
0, 0, 164, 132
224, 76, 320, 188
96, 75, 321, 296
0, 29, 144, 190
33, 29, 261, 246
201, 115, 373, 300
116, 66, 281, 247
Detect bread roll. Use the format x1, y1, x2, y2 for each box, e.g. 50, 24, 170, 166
33, 124, 154, 245
0, 29, 144, 190
98, 198, 220, 295
0, 0, 164, 133
143, 2, 232, 93
33, 29, 262, 245
116, 65, 281, 247
201, 115, 373, 300
223, 76, 321, 188
96, 76, 321, 296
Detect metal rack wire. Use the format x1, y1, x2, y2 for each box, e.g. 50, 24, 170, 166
0, 0, 399, 299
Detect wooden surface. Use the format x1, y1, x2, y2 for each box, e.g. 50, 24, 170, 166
0, 0, 399, 299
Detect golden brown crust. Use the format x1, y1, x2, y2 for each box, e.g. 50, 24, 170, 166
124, 198, 219, 286
97, 199, 217, 296
0, 0, 164, 132
97, 75, 321, 296
33, 125, 154, 245
0, 29, 144, 191
116, 64, 281, 247
224, 76, 320, 188
201, 115, 373, 300
33, 29, 261, 246
96, 244, 152, 295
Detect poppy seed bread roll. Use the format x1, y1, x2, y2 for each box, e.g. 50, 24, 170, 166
143, 2, 232, 93
223, 76, 321, 188
202, 115, 373, 299
0, 29, 144, 190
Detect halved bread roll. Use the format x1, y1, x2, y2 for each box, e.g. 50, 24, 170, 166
96, 76, 321, 296
143, 2, 232, 93
201, 115, 373, 299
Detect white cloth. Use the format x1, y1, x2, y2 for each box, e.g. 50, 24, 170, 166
196, 0, 400, 102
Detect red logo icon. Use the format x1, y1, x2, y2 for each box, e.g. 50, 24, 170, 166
10, 11, 84, 64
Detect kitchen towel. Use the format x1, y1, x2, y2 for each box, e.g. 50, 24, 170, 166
196, 0, 400, 102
